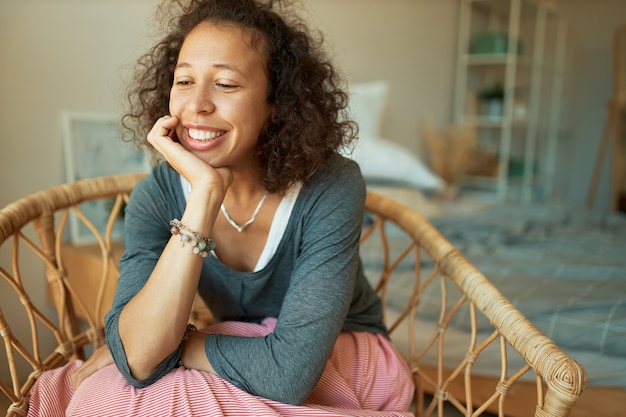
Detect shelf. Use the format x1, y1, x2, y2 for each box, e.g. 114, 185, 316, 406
460, 175, 499, 189
462, 53, 534, 67
462, 171, 540, 191
462, 54, 560, 74
453, 0, 566, 203
460, 116, 530, 127
469, 0, 560, 18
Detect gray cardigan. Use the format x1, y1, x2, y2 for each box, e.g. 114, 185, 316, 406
105, 154, 386, 405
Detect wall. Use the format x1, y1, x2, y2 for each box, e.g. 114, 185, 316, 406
0, 0, 156, 208
556, 0, 626, 210
305, 0, 459, 152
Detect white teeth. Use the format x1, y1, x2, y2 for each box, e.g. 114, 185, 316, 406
188, 128, 225, 141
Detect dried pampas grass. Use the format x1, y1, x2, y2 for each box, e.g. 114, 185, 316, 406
422, 122, 478, 187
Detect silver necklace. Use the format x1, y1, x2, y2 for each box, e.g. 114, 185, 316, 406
220, 192, 269, 233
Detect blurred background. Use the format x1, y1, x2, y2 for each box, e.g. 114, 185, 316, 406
1, 0, 624, 211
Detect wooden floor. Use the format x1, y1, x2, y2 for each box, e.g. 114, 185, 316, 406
417, 396, 497, 417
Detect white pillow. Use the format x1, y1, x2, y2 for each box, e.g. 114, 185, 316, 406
342, 135, 444, 191
347, 80, 389, 138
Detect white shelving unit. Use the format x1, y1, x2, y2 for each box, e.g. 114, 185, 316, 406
453, 0, 567, 202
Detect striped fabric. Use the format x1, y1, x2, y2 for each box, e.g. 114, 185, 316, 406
27, 319, 414, 417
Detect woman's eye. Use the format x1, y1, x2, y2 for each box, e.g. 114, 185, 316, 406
216, 82, 238, 90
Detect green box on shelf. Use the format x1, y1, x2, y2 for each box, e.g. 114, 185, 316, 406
470, 32, 523, 55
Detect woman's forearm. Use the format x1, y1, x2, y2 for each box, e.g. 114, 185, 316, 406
118, 237, 203, 379
118, 188, 220, 380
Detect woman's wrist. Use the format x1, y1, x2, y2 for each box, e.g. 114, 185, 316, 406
179, 329, 214, 373
170, 220, 216, 258
178, 323, 198, 368
180, 187, 223, 237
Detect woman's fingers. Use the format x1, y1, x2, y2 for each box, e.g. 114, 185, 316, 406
147, 115, 180, 157
147, 115, 232, 193
147, 116, 205, 175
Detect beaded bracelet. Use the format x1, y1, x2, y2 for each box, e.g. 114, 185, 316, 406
178, 323, 197, 368
182, 323, 198, 341
169, 219, 216, 258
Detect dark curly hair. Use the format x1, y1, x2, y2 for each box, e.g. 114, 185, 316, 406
122, 0, 357, 194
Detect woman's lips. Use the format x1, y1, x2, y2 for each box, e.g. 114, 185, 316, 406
183, 127, 228, 151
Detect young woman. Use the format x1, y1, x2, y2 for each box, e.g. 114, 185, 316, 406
27, 0, 414, 415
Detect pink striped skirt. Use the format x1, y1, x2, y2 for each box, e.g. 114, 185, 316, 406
27, 319, 415, 416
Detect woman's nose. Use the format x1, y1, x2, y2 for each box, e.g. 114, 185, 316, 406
187, 87, 216, 113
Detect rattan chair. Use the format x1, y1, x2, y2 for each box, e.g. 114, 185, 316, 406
0, 173, 586, 416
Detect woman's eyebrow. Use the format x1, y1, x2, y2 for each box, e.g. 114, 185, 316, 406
175, 61, 245, 76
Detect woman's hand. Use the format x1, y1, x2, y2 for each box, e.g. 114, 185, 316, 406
180, 331, 215, 373
147, 115, 232, 196
71, 345, 114, 390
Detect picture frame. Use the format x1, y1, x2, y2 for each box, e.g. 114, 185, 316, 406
62, 111, 150, 245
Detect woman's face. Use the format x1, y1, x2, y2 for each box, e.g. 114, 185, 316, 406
169, 22, 272, 169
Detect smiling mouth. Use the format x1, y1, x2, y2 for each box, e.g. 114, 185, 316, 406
188, 128, 226, 141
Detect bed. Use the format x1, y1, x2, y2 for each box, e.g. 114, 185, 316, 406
0, 171, 600, 417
